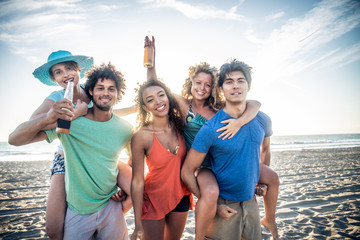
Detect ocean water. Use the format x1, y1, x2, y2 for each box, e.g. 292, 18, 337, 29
1, 133, 360, 161
0, 140, 60, 162
271, 133, 360, 151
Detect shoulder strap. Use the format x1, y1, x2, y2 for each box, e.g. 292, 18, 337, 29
189, 102, 199, 115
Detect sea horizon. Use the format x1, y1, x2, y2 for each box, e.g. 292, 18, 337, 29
1, 133, 360, 162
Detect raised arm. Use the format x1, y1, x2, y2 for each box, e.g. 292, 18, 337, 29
130, 132, 146, 240
174, 94, 191, 120
146, 36, 157, 81
8, 99, 74, 146
217, 99, 261, 139
181, 148, 207, 198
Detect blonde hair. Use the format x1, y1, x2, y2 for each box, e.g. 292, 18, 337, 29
181, 62, 223, 111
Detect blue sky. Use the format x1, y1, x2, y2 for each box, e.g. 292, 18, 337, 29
0, 0, 359, 141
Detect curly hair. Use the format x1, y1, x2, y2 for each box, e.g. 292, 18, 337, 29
84, 62, 126, 102
135, 78, 183, 134
181, 62, 223, 111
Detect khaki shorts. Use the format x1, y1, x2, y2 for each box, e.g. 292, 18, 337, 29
205, 196, 261, 240
64, 199, 129, 240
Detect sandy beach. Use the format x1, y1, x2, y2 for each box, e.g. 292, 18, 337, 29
0, 147, 359, 239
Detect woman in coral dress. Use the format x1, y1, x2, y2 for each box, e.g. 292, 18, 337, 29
130, 78, 194, 240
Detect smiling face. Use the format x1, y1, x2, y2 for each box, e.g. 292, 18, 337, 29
220, 71, 249, 104
142, 85, 170, 118
190, 72, 213, 102
89, 78, 118, 111
50, 62, 80, 89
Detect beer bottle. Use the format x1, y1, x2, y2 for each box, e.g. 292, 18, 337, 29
144, 33, 154, 68
55, 81, 74, 134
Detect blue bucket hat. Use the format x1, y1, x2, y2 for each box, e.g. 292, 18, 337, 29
32, 50, 94, 86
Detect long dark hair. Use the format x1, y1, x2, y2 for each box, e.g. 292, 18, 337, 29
135, 78, 183, 134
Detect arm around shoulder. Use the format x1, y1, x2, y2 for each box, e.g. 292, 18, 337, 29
8, 115, 51, 146
217, 99, 261, 140
236, 99, 261, 127
9, 98, 73, 146
113, 105, 138, 117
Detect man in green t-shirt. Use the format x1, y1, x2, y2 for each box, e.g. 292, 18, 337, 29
9, 62, 133, 239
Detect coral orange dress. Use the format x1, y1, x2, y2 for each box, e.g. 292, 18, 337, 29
142, 131, 194, 220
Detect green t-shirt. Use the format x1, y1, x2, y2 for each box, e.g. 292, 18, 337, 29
46, 113, 132, 214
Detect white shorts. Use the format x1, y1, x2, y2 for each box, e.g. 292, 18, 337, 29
64, 199, 129, 240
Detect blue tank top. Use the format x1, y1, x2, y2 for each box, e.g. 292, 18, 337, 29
183, 103, 211, 168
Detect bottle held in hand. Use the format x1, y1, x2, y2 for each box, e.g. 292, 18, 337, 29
144, 33, 154, 68
56, 81, 74, 134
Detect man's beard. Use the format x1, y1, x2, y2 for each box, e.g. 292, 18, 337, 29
92, 99, 112, 111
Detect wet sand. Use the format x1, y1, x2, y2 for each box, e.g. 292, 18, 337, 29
0, 147, 359, 239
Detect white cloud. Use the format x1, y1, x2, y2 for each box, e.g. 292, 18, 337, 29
244, 29, 265, 44
248, 0, 360, 83
0, 0, 81, 17
265, 11, 285, 22
138, 0, 247, 21
320, 43, 360, 69
98, 5, 120, 12
0, 0, 89, 62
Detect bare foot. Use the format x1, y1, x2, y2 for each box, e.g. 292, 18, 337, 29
261, 217, 279, 240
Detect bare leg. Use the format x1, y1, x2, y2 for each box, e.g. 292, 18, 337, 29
195, 169, 219, 240
259, 163, 279, 240
116, 160, 133, 213
164, 211, 189, 240
46, 174, 66, 240
142, 218, 165, 240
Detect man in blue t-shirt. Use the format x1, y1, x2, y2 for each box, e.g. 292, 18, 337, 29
181, 59, 272, 240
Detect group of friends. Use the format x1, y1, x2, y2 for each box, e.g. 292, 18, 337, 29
8, 36, 280, 240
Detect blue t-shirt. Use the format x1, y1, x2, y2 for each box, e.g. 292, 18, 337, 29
46, 85, 91, 105
192, 109, 272, 201
46, 88, 66, 102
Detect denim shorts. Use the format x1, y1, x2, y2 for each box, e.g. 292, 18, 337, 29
51, 152, 65, 176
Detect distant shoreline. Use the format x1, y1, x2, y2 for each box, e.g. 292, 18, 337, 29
1, 145, 360, 162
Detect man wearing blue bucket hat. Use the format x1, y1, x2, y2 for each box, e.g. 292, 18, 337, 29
9, 62, 133, 239
9, 51, 133, 239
